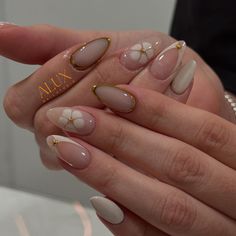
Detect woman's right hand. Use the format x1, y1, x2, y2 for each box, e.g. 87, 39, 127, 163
2, 24, 226, 170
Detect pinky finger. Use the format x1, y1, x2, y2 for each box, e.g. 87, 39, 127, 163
90, 196, 169, 236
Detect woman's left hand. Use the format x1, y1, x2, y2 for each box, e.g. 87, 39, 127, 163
46, 85, 236, 236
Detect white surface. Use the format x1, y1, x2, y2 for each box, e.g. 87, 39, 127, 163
0, 0, 176, 201
0, 187, 112, 236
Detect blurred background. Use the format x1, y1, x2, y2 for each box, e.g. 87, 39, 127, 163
0, 0, 176, 206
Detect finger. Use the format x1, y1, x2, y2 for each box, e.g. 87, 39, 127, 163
4, 31, 165, 169
47, 106, 236, 219
46, 135, 236, 236
92, 85, 236, 169
4, 31, 164, 130
90, 196, 168, 236
15, 32, 168, 168
0, 24, 110, 64
129, 41, 186, 93
4, 36, 112, 129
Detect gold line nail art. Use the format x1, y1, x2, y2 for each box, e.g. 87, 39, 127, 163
70, 37, 111, 71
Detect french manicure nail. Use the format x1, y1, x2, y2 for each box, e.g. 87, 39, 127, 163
171, 60, 197, 94
70, 37, 111, 70
90, 196, 124, 224
150, 41, 186, 80
46, 135, 90, 169
120, 37, 161, 71
47, 107, 95, 135
93, 85, 136, 113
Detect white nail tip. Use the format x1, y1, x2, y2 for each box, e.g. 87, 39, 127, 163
160, 40, 186, 73
171, 60, 197, 94
161, 40, 186, 54
90, 196, 124, 225
46, 135, 79, 149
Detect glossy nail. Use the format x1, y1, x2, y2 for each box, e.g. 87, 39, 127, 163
47, 107, 95, 135
46, 135, 90, 169
90, 196, 124, 224
120, 37, 161, 71
171, 60, 197, 94
150, 41, 186, 80
93, 85, 136, 113
70, 37, 111, 70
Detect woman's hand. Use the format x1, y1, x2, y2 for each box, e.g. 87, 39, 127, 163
45, 85, 236, 236
2, 24, 228, 170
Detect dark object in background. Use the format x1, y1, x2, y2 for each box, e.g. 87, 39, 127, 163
171, 0, 236, 94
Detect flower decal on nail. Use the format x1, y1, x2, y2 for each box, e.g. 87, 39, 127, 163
59, 109, 85, 131
129, 42, 154, 65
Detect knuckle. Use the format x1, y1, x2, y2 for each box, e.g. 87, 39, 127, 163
3, 86, 25, 126
92, 67, 106, 84
196, 119, 230, 151
143, 98, 170, 128
107, 123, 126, 154
157, 193, 197, 230
165, 146, 205, 185
96, 164, 118, 192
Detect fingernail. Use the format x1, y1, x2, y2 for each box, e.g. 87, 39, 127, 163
120, 37, 161, 71
90, 196, 124, 224
47, 107, 95, 135
171, 60, 197, 94
93, 85, 136, 113
150, 41, 186, 80
46, 135, 90, 169
70, 37, 111, 70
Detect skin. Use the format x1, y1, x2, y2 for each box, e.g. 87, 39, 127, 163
52, 85, 236, 235
1, 24, 236, 235
2, 24, 231, 170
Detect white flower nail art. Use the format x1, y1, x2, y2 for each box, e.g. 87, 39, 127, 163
129, 42, 154, 65
59, 109, 85, 131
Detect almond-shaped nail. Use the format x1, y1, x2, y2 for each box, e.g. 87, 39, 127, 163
70, 37, 111, 70
93, 85, 136, 113
171, 60, 197, 94
120, 37, 161, 71
47, 107, 95, 135
90, 196, 124, 224
150, 41, 186, 80
46, 135, 90, 169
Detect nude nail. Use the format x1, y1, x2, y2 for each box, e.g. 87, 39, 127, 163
93, 85, 136, 113
150, 41, 186, 80
46, 135, 90, 169
90, 196, 124, 224
70, 37, 111, 70
47, 107, 95, 135
171, 60, 197, 94
120, 37, 161, 71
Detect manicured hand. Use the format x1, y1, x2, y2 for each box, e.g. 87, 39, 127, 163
2, 24, 226, 170
46, 85, 236, 236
